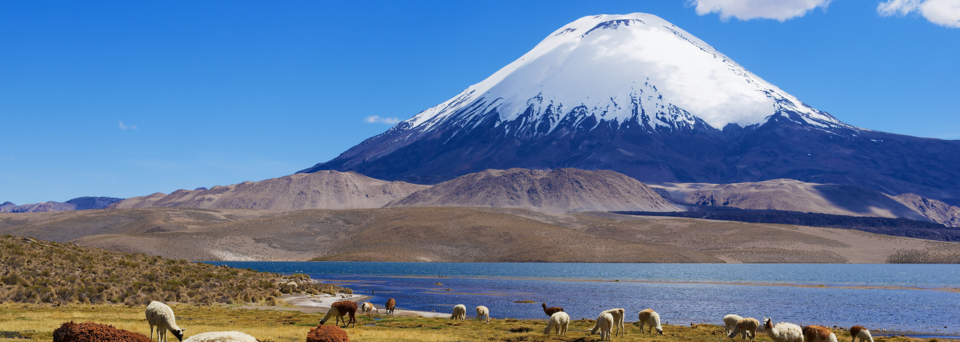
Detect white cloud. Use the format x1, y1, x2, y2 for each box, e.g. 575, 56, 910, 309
690, 0, 833, 21
118, 121, 138, 130
880, 0, 960, 28
363, 116, 401, 124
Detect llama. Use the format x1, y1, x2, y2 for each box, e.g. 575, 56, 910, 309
591, 308, 626, 337
146, 301, 185, 342
724, 314, 744, 336
850, 326, 874, 342
763, 318, 803, 342
803, 325, 838, 342
727, 317, 760, 340
475, 305, 490, 323
181, 331, 257, 342
319, 301, 357, 328
541, 302, 564, 317
53, 321, 150, 342
360, 302, 379, 315
385, 298, 396, 316
638, 308, 663, 335
451, 304, 466, 321
543, 311, 570, 336
597, 312, 614, 341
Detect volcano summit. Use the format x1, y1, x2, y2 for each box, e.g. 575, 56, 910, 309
302, 13, 960, 205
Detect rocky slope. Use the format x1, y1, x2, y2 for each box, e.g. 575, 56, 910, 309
893, 193, 960, 227
651, 179, 960, 227
108, 170, 429, 211
388, 168, 679, 213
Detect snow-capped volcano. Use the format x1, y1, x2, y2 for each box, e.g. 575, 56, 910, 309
302, 13, 960, 206
406, 13, 847, 135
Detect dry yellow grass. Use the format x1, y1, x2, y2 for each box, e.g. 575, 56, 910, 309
0, 304, 954, 342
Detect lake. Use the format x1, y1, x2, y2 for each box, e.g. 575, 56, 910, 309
207, 262, 960, 336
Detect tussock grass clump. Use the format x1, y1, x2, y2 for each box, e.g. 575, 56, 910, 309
0, 235, 345, 305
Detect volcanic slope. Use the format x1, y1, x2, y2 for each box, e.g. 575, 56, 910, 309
387, 168, 679, 213
300, 12, 960, 205
651, 179, 960, 227
4, 207, 959, 263
109, 170, 429, 211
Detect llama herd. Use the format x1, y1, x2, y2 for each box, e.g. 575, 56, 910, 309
71, 300, 875, 342
721, 315, 875, 342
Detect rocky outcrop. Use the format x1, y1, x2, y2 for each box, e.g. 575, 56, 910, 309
893, 193, 960, 227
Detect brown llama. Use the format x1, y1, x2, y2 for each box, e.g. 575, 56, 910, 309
850, 326, 875, 342
385, 298, 396, 316
541, 302, 564, 317
802, 325, 838, 342
319, 301, 357, 328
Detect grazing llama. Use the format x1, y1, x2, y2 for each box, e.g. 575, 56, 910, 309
543, 311, 570, 336
146, 301, 185, 342
763, 318, 803, 342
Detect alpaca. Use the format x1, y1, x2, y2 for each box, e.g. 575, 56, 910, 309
803, 325, 838, 342
385, 298, 396, 316
638, 308, 663, 335
451, 304, 466, 321
475, 306, 490, 323
597, 312, 614, 341
360, 302, 379, 315
541, 302, 564, 317
319, 301, 357, 328
723, 314, 744, 336
727, 317, 760, 340
543, 311, 570, 336
145, 301, 185, 342
763, 318, 803, 342
181, 331, 257, 342
850, 326, 874, 342
53, 321, 150, 342
591, 308, 626, 337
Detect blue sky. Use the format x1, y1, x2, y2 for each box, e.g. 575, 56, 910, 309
1, 0, 958, 204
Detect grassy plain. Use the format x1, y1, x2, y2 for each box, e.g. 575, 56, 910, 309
0, 303, 951, 342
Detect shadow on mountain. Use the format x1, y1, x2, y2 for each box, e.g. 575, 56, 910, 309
813, 184, 921, 218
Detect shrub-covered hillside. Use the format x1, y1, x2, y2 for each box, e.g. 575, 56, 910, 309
0, 234, 346, 305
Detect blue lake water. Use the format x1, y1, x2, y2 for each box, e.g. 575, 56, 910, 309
207, 262, 960, 335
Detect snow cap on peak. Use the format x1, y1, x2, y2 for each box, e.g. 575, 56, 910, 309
404, 13, 845, 133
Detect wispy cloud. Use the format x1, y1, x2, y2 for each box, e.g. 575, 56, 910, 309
364, 116, 401, 124
689, 0, 832, 21
118, 121, 138, 130
878, 0, 960, 28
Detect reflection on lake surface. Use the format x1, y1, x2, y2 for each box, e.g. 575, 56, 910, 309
207, 262, 960, 335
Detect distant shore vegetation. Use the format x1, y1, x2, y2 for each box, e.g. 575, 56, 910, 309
0, 235, 346, 305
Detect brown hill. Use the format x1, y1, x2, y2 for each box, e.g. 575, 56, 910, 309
387, 168, 679, 213
651, 179, 942, 222
4, 206, 958, 263
109, 171, 429, 211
